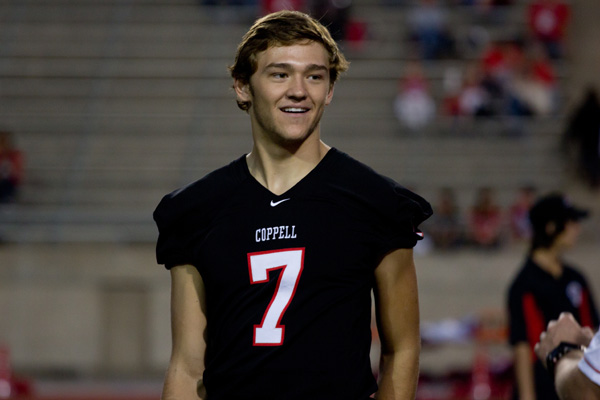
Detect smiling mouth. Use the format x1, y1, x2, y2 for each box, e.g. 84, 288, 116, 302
281, 107, 309, 113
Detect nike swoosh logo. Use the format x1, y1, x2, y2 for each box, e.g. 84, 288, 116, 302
270, 198, 291, 207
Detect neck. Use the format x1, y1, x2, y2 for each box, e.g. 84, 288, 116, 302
531, 247, 563, 278
246, 140, 330, 196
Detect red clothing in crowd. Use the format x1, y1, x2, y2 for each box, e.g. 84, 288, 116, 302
528, 0, 570, 42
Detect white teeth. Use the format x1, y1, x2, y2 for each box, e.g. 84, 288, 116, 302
283, 108, 307, 113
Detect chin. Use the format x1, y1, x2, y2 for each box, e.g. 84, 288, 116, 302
275, 127, 317, 143
273, 136, 309, 150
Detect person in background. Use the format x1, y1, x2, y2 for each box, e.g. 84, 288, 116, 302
393, 61, 436, 131
426, 187, 463, 250
406, 0, 455, 59
467, 187, 503, 248
507, 193, 599, 400
527, 0, 570, 59
456, 62, 494, 117
510, 42, 558, 117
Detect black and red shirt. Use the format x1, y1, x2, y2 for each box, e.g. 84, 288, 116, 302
154, 148, 432, 400
508, 257, 599, 400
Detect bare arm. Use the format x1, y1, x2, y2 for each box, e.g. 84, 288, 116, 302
162, 264, 207, 400
374, 248, 420, 400
513, 342, 536, 400
554, 352, 600, 400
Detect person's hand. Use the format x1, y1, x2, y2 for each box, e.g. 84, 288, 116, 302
534, 312, 594, 368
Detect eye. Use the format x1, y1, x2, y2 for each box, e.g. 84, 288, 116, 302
272, 72, 288, 79
308, 74, 325, 81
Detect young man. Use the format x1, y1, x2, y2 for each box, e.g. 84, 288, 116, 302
535, 312, 600, 400
154, 11, 432, 400
507, 193, 599, 400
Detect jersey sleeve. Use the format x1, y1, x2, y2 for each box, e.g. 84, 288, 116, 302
154, 192, 192, 269
153, 158, 244, 269
579, 331, 600, 387
578, 270, 600, 329
383, 183, 433, 251
153, 183, 209, 269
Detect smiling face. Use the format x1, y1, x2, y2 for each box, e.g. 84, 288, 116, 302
234, 41, 334, 148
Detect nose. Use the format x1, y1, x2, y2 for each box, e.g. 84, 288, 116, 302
286, 76, 307, 101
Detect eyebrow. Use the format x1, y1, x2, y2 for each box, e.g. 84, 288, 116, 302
265, 63, 329, 73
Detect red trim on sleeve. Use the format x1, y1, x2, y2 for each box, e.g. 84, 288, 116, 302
579, 289, 594, 329
583, 354, 600, 375
523, 293, 546, 360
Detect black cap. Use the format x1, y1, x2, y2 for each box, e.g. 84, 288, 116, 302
529, 193, 589, 231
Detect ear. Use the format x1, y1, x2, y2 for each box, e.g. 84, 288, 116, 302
234, 78, 252, 103
325, 84, 335, 106
545, 221, 556, 236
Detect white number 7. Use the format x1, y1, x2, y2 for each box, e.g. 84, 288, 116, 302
248, 248, 305, 346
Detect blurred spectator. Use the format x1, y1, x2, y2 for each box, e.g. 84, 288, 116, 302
527, 0, 570, 59
480, 39, 531, 117
456, 62, 494, 117
441, 65, 463, 116
562, 87, 600, 189
344, 17, 369, 50
509, 42, 557, 116
427, 187, 464, 250
467, 187, 504, 248
442, 37, 558, 131
308, 0, 352, 42
393, 61, 436, 131
508, 185, 537, 242
406, 0, 455, 59
0, 131, 23, 204
481, 39, 523, 90
444, 39, 553, 121
527, 42, 557, 88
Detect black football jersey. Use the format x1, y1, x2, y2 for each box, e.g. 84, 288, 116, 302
154, 148, 432, 400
